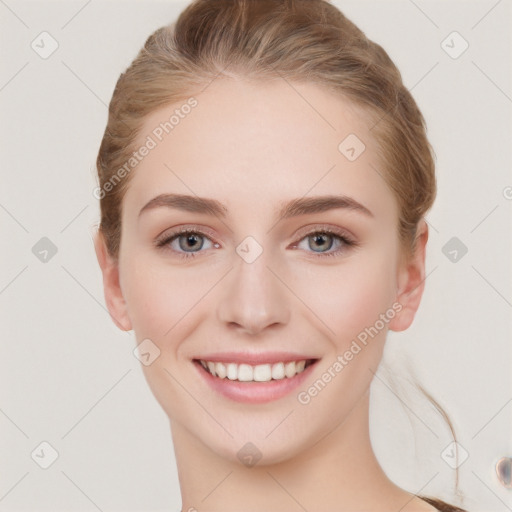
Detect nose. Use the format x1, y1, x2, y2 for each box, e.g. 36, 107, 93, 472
216, 249, 290, 336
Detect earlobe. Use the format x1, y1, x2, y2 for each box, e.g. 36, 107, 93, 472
388, 220, 429, 332
93, 229, 132, 332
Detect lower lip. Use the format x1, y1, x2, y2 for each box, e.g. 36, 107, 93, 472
194, 360, 318, 404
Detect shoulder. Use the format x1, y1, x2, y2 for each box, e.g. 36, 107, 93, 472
418, 495, 469, 512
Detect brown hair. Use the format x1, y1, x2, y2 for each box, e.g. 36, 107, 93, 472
95, 0, 464, 509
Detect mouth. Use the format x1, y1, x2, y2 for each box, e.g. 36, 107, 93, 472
194, 358, 317, 382
192, 356, 319, 403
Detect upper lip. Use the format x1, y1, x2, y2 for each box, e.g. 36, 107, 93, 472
193, 352, 319, 365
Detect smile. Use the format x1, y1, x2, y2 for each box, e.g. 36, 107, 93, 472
198, 359, 315, 382
193, 357, 319, 404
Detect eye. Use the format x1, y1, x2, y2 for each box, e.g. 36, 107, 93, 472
293, 228, 356, 258
155, 228, 219, 260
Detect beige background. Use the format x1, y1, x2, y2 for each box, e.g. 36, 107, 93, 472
1, 0, 511, 510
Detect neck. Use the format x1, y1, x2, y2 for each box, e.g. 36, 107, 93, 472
171, 390, 413, 512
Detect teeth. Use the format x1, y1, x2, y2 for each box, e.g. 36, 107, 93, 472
207, 361, 216, 376
238, 364, 253, 382
227, 363, 238, 380
215, 362, 227, 379
253, 364, 271, 382
199, 359, 310, 382
271, 362, 285, 380
284, 361, 296, 378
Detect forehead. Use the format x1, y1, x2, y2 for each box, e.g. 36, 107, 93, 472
123, 77, 397, 223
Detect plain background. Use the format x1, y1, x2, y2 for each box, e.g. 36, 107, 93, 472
1, 0, 511, 510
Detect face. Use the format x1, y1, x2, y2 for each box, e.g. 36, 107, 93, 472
96, 78, 427, 465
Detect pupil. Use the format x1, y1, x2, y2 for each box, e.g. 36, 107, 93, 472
180, 234, 202, 251
311, 233, 332, 252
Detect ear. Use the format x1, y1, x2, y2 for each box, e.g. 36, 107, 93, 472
93, 229, 132, 331
388, 219, 428, 332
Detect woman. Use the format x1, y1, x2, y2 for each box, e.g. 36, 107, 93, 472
94, 0, 468, 510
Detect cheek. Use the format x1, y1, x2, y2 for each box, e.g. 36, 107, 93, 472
121, 258, 217, 343
121, 260, 179, 339
291, 253, 398, 346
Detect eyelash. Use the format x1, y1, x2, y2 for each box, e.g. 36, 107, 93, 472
154, 226, 357, 260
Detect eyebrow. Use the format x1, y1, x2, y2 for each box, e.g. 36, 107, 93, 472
138, 193, 373, 220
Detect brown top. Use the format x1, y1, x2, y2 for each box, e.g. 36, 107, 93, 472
419, 495, 468, 512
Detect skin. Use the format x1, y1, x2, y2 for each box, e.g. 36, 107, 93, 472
95, 78, 435, 512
